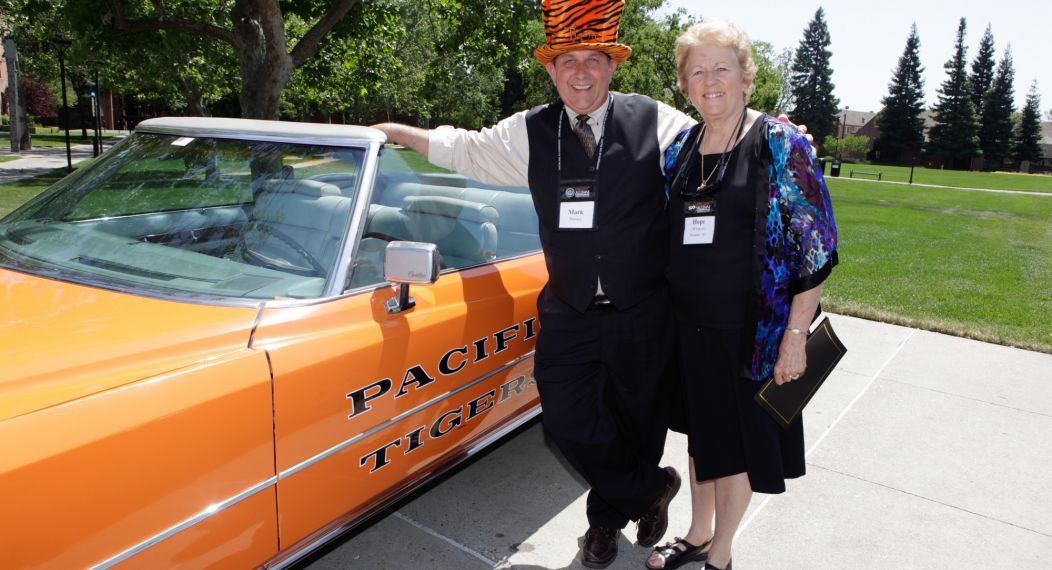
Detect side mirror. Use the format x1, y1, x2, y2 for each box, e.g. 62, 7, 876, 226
383, 241, 441, 313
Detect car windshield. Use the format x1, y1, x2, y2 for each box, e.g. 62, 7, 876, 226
0, 132, 366, 302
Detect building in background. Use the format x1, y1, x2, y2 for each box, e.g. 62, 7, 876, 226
837, 108, 877, 138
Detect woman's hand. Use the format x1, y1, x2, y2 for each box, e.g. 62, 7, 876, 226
773, 330, 808, 385
773, 285, 824, 385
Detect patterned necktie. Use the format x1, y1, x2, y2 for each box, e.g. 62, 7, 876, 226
573, 114, 597, 159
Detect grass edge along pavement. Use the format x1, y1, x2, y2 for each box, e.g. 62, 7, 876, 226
825, 162, 1052, 193
822, 178, 1052, 354
1, 159, 1049, 355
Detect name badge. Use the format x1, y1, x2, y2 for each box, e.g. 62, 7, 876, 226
558, 179, 598, 231
682, 199, 717, 246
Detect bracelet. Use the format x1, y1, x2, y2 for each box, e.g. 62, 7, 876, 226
788, 328, 804, 335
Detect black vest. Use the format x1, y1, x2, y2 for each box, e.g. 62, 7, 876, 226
525, 93, 668, 312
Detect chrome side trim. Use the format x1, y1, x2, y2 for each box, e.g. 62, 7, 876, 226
89, 477, 277, 570
265, 404, 542, 570
278, 351, 536, 480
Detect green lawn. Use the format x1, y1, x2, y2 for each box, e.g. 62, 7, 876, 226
24, 132, 124, 148
0, 155, 19, 164
384, 146, 452, 173
0, 168, 68, 216
829, 163, 1052, 193
823, 179, 1052, 353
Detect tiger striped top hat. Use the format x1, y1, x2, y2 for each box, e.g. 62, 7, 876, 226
534, 0, 633, 65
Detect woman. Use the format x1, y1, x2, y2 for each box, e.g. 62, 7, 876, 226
645, 19, 838, 570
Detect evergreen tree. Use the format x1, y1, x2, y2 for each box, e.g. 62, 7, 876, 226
875, 24, 925, 163
789, 8, 839, 145
1013, 80, 1044, 163
968, 25, 996, 112
978, 47, 1016, 166
927, 18, 979, 167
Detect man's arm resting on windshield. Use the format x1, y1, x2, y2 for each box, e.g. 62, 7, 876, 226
372, 123, 431, 157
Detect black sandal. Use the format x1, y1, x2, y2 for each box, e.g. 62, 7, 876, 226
645, 536, 712, 569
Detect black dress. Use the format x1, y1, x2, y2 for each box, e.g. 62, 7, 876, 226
665, 117, 805, 494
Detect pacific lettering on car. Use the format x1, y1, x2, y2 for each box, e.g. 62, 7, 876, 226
349, 317, 538, 473
345, 317, 537, 421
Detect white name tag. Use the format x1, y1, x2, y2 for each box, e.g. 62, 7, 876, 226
683, 215, 716, 245
559, 201, 596, 229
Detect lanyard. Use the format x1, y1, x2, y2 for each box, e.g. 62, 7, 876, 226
676, 107, 749, 199
556, 95, 613, 175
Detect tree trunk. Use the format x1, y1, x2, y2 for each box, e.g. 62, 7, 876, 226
69, 74, 91, 138
184, 83, 207, 117
231, 0, 293, 120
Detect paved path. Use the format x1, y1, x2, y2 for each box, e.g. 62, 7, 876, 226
0, 144, 95, 184
834, 175, 1052, 196
303, 314, 1052, 569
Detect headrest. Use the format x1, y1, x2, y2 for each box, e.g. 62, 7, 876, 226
265, 178, 341, 197
307, 173, 358, 190
404, 196, 499, 224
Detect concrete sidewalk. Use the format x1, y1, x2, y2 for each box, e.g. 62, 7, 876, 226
0, 144, 95, 184
305, 314, 1052, 569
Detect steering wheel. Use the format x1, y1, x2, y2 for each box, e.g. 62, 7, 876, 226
242, 222, 327, 278
361, 231, 402, 242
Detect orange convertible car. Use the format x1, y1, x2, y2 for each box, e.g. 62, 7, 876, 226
0, 118, 545, 568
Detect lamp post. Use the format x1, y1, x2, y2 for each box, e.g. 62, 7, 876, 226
88, 61, 103, 157
50, 35, 73, 172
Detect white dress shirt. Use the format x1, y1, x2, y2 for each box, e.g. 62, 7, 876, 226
427, 95, 697, 188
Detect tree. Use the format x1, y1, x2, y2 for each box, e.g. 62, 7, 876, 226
823, 133, 871, 161
329, 0, 539, 128
926, 18, 979, 168
0, 0, 240, 120
789, 8, 839, 145
874, 24, 925, 163
751, 41, 789, 115
610, 0, 695, 112
18, 76, 56, 119
968, 25, 996, 112
98, 0, 368, 119
977, 47, 1015, 166
1013, 80, 1044, 163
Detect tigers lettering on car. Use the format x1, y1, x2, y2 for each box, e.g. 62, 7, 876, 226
347, 317, 538, 472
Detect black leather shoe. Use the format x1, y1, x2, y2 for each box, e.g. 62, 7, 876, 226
636, 466, 682, 547
581, 527, 619, 568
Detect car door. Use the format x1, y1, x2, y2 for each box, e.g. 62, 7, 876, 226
254, 147, 546, 560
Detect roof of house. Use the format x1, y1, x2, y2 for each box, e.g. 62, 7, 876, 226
838, 109, 878, 128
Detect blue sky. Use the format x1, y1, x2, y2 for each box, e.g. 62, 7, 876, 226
662, 0, 1051, 113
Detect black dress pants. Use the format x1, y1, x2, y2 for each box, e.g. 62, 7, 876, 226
534, 287, 672, 529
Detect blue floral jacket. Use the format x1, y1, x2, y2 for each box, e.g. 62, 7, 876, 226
664, 116, 839, 381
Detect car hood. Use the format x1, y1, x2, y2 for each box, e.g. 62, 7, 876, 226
0, 268, 262, 422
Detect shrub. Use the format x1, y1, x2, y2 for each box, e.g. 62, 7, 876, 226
19, 77, 57, 119
823, 133, 872, 161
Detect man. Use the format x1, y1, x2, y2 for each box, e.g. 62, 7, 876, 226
373, 1, 695, 567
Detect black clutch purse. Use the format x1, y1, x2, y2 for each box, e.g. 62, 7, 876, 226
754, 316, 847, 429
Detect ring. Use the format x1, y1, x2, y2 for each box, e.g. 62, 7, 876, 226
790, 374, 800, 380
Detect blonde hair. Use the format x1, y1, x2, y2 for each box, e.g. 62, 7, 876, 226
675, 19, 758, 102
